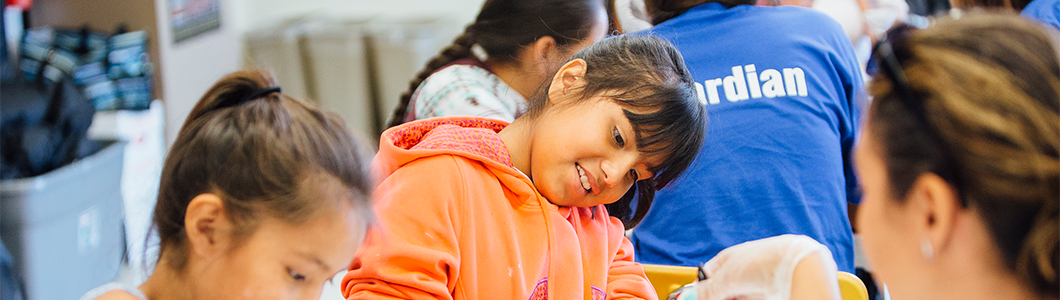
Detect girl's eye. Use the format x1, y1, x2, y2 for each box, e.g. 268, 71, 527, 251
613, 127, 625, 147
288, 268, 307, 282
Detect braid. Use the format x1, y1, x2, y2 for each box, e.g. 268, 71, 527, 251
387, 29, 477, 128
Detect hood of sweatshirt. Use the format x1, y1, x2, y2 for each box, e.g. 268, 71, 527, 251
373, 117, 543, 208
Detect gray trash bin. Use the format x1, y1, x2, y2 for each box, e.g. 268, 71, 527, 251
0, 141, 126, 300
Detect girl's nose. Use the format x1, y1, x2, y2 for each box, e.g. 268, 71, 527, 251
601, 155, 637, 187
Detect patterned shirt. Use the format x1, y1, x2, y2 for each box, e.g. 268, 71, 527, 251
407, 59, 528, 123
80, 282, 147, 300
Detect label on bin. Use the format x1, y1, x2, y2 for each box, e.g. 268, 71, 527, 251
78, 206, 101, 255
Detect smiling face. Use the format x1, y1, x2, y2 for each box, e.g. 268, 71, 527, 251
197, 201, 366, 300
527, 94, 659, 207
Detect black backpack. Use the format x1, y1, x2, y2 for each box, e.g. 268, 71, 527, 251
1, 75, 98, 179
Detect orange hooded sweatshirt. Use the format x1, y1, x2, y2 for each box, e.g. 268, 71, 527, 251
342, 117, 656, 300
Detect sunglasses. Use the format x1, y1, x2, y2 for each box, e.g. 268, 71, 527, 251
868, 22, 969, 207
868, 23, 922, 119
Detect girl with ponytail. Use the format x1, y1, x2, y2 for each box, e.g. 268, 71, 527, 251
81, 70, 375, 300
386, 0, 608, 128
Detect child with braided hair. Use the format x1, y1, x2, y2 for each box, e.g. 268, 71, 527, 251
386, 0, 608, 127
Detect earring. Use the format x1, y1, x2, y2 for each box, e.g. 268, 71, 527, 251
920, 237, 934, 261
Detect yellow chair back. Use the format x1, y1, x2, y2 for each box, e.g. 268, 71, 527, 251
837, 271, 869, 300
641, 264, 698, 300
640, 264, 870, 300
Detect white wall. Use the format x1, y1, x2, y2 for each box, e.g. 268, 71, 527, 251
228, 0, 486, 32
152, 0, 488, 146
154, 0, 242, 146
230, 0, 486, 141
152, 0, 486, 146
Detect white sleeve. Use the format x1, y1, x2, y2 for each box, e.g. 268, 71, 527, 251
689, 234, 838, 300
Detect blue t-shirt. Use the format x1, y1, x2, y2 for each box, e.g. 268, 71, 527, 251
1022, 0, 1060, 32
631, 3, 864, 272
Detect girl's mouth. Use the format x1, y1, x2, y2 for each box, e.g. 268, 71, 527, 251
576, 163, 592, 192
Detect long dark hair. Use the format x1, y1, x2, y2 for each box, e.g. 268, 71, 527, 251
868, 14, 1058, 296
525, 35, 707, 229
386, 0, 604, 128
154, 69, 374, 270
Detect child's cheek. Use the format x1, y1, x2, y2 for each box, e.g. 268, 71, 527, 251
236, 277, 291, 300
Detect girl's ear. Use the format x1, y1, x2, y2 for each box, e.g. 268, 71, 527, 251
524, 36, 559, 75
184, 193, 234, 260
547, 58, 589, 105
905, 173, 961, 259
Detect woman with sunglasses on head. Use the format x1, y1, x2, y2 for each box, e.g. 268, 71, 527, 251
855, 12, 1058, 300
669, 12, 1058, 300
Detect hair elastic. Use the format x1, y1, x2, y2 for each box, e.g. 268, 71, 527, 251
470, 44, 489, 61
244, 86, 282, 103
217, 86, 282, 110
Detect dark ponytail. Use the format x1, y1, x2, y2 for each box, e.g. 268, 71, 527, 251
182, 70, 279, 129
156, 69, 374, 271
386, 0, 605, 128
387, 30, 476, 128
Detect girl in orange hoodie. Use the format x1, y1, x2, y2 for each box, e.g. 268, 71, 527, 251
343, 35, 707, 300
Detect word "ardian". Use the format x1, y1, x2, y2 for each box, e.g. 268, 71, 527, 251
694, 64, 808, 105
